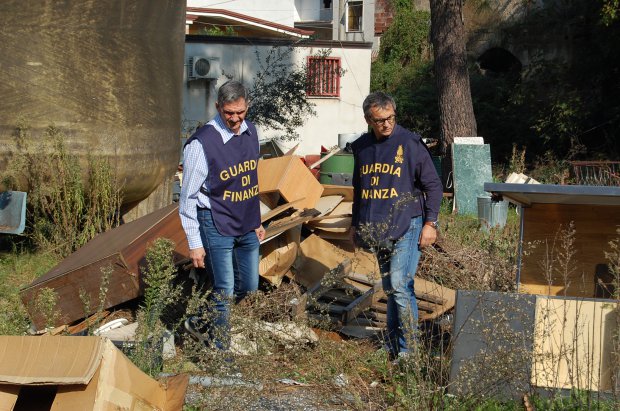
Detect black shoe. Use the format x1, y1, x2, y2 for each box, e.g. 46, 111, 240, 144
184, 316, 207, 342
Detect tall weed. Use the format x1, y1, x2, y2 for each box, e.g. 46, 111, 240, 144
2, 120, 122, 256
130, 238, 182, 377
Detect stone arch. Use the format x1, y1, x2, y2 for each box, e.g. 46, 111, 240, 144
477, 47, 522, 74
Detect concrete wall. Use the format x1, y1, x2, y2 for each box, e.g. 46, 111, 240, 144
295, 0, 320, 21
332, 0, 375, 43
183, 38, 371, 156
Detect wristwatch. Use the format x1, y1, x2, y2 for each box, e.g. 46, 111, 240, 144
424, 220, 439, 229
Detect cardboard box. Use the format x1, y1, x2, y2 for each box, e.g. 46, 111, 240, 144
0, 336, 188, 410
259, 227, 300, 287
258, 156, 323, 210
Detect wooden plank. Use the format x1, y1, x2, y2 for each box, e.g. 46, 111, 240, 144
343, 282, 382, 324
67, 310, 111, 335
122, 209, 189, 276
321, 184, 354, 202
520, 203, 620, 298
259, 228, 299, 287
264, 210, 320, 240
313, 195, 344, 217
308, 147, 341, 169
260, 198, 304, 223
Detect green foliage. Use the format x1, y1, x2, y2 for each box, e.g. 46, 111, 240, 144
472, 1, 620, 164
197, 25, 237, 36
0, 250, 59, 335
2, 120, 122, 257
34, 287, 60, 330
130, 238, 182, 377
530, 390, 618, 410
372, 1, 620, 166
371, 7, 438, 137
604, 229, 620, 399
602, 0, 620, 25
248, 46, 318, 141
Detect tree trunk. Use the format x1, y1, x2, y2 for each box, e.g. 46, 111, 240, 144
429, 0, 477, 155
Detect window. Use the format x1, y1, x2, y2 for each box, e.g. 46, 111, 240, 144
306, 56, 341, 97
346, 1, 363, 32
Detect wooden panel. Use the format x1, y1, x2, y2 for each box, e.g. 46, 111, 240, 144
520, 203, 620, 297
532, 297, 616, 391
33, 204, 184, 286
321, 184, 354, 202
21, 255, 139, 330
258, 156, 324, 210
451, 144, 492, 215
122, 209, 189, 276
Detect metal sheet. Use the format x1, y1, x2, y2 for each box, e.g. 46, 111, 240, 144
484, 183, 620, 206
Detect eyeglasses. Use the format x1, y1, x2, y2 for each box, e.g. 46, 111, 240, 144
369, 114, 395, 125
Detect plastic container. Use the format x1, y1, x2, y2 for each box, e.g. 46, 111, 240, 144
319, 153, 354, 185
477, 196, 509, 231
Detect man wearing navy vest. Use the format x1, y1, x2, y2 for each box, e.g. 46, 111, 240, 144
351, 92, 442, 360
179, 80, 265, 351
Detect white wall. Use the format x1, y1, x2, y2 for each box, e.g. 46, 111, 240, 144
183, 41, 371, 156
294, 0, 320, 21
187, 0, 295, 27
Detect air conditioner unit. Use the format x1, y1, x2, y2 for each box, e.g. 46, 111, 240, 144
188, 56, 220, 80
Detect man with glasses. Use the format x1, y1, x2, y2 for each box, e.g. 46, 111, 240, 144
179, 80, 265, 353
351, 91, 442, 361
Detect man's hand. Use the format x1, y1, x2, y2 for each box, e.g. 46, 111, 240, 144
418, 225, 437, 248
190, 247, 206, 268
255, 225, 266, 242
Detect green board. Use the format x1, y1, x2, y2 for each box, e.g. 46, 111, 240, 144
451, 144, 492, 215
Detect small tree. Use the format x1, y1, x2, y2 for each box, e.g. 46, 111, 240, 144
247, 45, 318, 142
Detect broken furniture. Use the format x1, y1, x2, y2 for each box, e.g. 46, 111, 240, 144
484, 183, 620, 298
292, 235, 456, 329
0, 336, 188, 410
258, 155, 323, 210
449, 290, 617, 398
20, 203, 189, 331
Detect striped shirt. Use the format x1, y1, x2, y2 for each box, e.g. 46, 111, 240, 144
179, 114, 253, 250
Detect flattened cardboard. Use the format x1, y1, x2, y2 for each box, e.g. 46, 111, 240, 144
294, 234, 379, 289
0, 336, 188, 411
0, 336, 103, 385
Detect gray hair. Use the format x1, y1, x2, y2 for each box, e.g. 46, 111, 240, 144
217, 80, 248, 106
362, 92, 396, 118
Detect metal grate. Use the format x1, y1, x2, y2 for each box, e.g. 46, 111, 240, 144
570, 161, 620, 186
306, 56, 341, 97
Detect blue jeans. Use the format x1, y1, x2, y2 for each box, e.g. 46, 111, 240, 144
197, 208, 259, 350
376, 216, 423, 356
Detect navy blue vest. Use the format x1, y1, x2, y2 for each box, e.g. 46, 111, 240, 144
351, 125, 424, 244
185, 122, 261, 236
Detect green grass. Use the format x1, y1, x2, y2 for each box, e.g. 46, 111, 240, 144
0, 249, 59, 335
